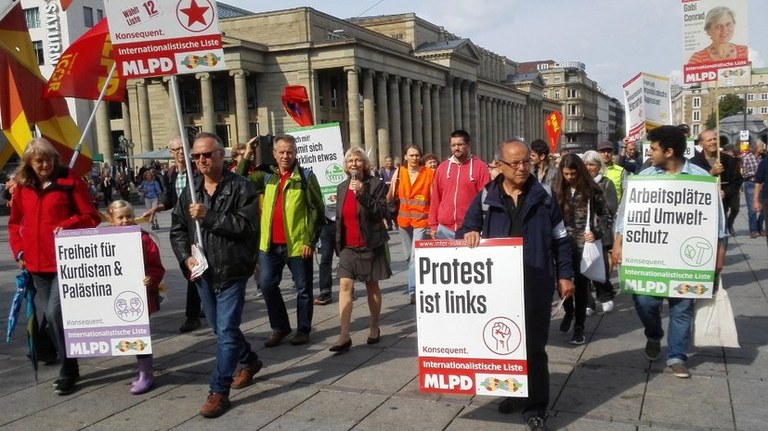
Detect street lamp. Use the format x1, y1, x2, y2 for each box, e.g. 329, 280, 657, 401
118, 135, 135, 170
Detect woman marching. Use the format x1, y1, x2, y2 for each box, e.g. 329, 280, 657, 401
8, 138, 101, 395
554, 153, 611, 345
329, 147, 391, 352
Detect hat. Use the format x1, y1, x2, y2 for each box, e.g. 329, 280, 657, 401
597, 141, 614, 152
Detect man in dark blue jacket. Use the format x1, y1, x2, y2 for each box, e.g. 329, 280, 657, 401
457, 139, 574, 431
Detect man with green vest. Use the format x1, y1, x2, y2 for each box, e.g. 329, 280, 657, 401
597, 141, 627, 203
260, 134, 324, 347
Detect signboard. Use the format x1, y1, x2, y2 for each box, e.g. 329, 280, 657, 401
57, 225, 151, 357
286, 123, 346, 209
682, 0, 749, 84
623, 72, 671, 144
103, 0, 226, 78
619, 175, 719, 298
640, 139, 696, 163
415, 238, 528, 397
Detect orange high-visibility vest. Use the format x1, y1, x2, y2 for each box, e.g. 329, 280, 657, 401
396, 166, 434, 228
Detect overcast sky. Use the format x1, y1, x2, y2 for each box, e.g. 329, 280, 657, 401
225, 0, 767, 100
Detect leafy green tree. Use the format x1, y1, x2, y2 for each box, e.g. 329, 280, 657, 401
705, 94, 744, 129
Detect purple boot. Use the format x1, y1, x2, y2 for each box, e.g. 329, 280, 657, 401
130, 356, 155, 395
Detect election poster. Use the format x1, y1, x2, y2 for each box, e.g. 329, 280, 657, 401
623, 72, 672, 144
415, 238, 528, 397
56, 225, 151, 358
619, 175, 719, 299
103, 0, 226, 78
682, 0, 749, 84
286, 123, 346, 207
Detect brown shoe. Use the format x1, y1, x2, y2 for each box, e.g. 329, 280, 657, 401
199, 392, 230, 418
264, 330, 291, 347
231, 359, 263, 389
290, 331, 310, 345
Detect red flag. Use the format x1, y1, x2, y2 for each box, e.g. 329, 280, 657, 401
45, 19, 124, 102
282, 85, 314, 127
544, 111, 563, 154
0, 4, 92, 176
59, 0, 74, 11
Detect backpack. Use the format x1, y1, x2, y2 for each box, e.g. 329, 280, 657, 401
264, 166, 311, 191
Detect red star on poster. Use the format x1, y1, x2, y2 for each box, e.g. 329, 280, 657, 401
180, 0, 209, 27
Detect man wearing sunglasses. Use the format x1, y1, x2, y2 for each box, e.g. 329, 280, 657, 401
458, 139, 574, 431
170, 132, 262, 418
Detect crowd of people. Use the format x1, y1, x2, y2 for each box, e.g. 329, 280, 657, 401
7, 122, 757, 430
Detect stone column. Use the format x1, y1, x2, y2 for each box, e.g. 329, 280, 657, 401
230, 69, 250, 144
411, 80, 423, 147
196, 72, 214, 133
492, 99, 499, 152
453, 78, 462, 129
477, 96, 486, 157
401, 78, 413, 146
442, 77, 455, 155
363, 69, 376, 158
462, 81, 470, 136
136, 79, 152, 153
469, 83, 478, 148
345, 66, 361, 148
377, 72, 390, 166
485, 98, 492, 152
422, 83, 432, 154
95, 100, 113, 165
431, 85, 441, 158
162, 76, 178, 139
388, 75, 402, 160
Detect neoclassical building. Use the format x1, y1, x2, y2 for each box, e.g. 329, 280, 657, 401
96, 6, 561, 166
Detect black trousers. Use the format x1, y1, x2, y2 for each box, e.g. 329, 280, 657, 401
180, 262, 201, 319
723, 191, 740, 230
522, 301, 552, 419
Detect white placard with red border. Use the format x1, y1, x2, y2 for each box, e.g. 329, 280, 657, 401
103, 0, 226, 78
415, 238, 528, 397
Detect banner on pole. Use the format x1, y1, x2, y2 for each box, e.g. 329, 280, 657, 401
682, 0, 749, 84
286, 123, 345, 208
623, 72, 671, 144
619, 175, 719, 299
57, 225, 152, 357
103, 0, 226, 78
415, 238, 528, 397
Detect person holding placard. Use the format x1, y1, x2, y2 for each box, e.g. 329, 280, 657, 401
458, 140, 574, 431
107, 200, 165, 395
8, 138, 101, 396
613, 125, 727, 379
170, 132, 262, 418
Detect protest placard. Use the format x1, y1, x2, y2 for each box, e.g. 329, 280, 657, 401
619, 175, 719, 299
415, 238, 528, 397
286, 123, 346, 206
56, 225, 151, 357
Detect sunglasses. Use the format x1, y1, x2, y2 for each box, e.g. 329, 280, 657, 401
191, 151, 217, 160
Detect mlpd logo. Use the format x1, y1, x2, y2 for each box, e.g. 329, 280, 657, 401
325, 164, 345, 184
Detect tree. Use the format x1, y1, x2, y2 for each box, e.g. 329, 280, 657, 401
705, 93, 744, 129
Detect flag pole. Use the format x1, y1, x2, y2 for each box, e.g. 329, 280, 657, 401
68, 61, 117, 169
169, 74, 204, 249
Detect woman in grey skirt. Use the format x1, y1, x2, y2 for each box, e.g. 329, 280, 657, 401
330, 147, 391, 352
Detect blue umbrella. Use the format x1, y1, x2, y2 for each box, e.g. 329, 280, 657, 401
5, 269, 30, 343
5, 270, 38, 382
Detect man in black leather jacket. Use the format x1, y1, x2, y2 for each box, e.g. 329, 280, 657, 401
170, 132, 261, 418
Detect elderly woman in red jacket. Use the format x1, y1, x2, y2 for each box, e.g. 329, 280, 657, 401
8, 138, 100, 396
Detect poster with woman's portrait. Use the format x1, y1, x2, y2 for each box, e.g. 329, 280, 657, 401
682, 0, 749, 84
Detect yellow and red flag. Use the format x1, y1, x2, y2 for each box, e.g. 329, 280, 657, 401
45, 19, 124, 102
0, 4, 91, 176
544, 111, 563, 155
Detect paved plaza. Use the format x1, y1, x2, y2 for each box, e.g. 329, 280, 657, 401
1, 204, 767, 431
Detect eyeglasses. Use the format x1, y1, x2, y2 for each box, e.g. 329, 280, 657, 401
497, 159, 531, 169
191, 151, 217, 160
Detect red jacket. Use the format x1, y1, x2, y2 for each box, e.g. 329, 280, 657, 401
428, 155, 490, 232
141, 230, 165, 314
9, 169, 100, 273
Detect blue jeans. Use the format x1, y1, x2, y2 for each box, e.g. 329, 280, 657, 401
317, 221, 336, 298
743, 181, 764, 233
399, 226, 428, 294
434, 224, 456, 240
633, 295, 694, 365
196, 277, 257, 394
259, 245, 314, 334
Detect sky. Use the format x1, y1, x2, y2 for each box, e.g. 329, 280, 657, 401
225, 0, 768, 101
